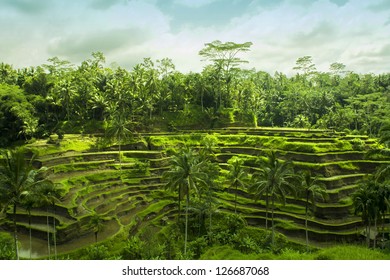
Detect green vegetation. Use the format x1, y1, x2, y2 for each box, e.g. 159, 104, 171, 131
0, 130, 389, 260
1, 43, 390, 260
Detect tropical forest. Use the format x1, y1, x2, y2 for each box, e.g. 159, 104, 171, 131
1, 41, 390, 260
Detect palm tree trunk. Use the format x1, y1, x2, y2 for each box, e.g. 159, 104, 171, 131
13, 203, 19, 260
271, 196, 275, 246
201, 88, 204, 112
373, 215, 377, 249
184, 188, 189, 257
95, 232, 98, 243
53, 203, 57, 259
265, 191, 269, 230
178, 188, 181, 222
28, 210, 32, 260
234, 184, 237, 214
46, 207, 51, 259
209, 209, 212, 235
382, 213, 386, 250
367, 219, 371, 248
305, 196, 309, 251
118, 135, 122, 174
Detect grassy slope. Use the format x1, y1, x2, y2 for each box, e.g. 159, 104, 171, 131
1, 130, 389, 259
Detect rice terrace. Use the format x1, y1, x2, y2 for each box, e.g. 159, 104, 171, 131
0, 42, 390, 260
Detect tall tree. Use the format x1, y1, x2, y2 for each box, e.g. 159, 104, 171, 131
293, 56, 317, 76
227, 157, 247, 214
35, 182, 63, 259
106, 111, 133, 172
88, 213, 105, 243
298, 171, 327, 251
163, 148, 207, 256
199, 40, 252, 109
250, 152, 296, 244
352, 183, 376, 248
0, 148, 49, 259
20, 191, 38, 259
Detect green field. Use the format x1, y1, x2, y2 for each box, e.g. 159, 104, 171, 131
1, 127, 389, 260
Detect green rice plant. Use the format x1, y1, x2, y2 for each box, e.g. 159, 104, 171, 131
27, 134, 97, 156
200, 245, 262, 260
338, 197, 352, 205
314, 245, 390, 260
337, 161, 359, 171
276, 248, 312, 260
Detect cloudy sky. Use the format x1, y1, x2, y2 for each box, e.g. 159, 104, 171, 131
0, 0, 389, 75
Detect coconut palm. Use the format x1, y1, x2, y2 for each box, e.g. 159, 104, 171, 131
89, 213, 105, 243
374, 164, 390, 184
35, 182, 63, 259
379, 122, 390, 148
106, 111, 133, 172
163, 148, 207, 256
199, 134, 220, 161
375, 183, 390, 249
20, 191, 38, 259
250, 151, 296, 245
0, 148, 49, 260
227, 157, 247, 213
352, 183, 376, 248
298, 171, 327, 251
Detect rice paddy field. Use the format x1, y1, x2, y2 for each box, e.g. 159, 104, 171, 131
1, 127, 390, 259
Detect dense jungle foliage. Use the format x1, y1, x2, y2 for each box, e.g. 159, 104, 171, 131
0, 41, 389, 147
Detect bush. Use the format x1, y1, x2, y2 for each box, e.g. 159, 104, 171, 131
121, 236, 145, 260
351, 138, 366, 150
0, 232, 15, 260
82, 245, 110, 260
188, 236, 209, 259
211, 213, 247, 245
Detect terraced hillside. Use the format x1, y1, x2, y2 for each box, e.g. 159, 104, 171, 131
1, 128, 389, 258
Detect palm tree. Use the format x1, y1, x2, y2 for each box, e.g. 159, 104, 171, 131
379, 122, 390, 148
163, 148, 207, 256
375, 183, 390, 249
20, 191, 38, 259
106, 111, 133, 172
374, 164, 390, 184
35, 182, 63, 259
89, 213, 105, 243
352, 183, 376, 248
227, 157, 247, 214
0, 148, 49, 260
250, 151, 296, 245
298, 171, 327, 251
199, 134, 220, 161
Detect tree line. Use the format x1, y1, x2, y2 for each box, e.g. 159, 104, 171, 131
0, 41, 390, 147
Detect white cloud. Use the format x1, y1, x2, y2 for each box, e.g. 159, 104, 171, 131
173, 0, 220, 8
0, 0, 388, 75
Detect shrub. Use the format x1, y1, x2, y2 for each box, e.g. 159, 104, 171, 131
0, 232, 15, 260
188, 236, 209, 259
351, 138, 366, 150
83, 245, 110, 260
121, 236, 145, 260
211, 213, 247, 245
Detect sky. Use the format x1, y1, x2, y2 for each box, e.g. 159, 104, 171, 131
0, 0, 389, 75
